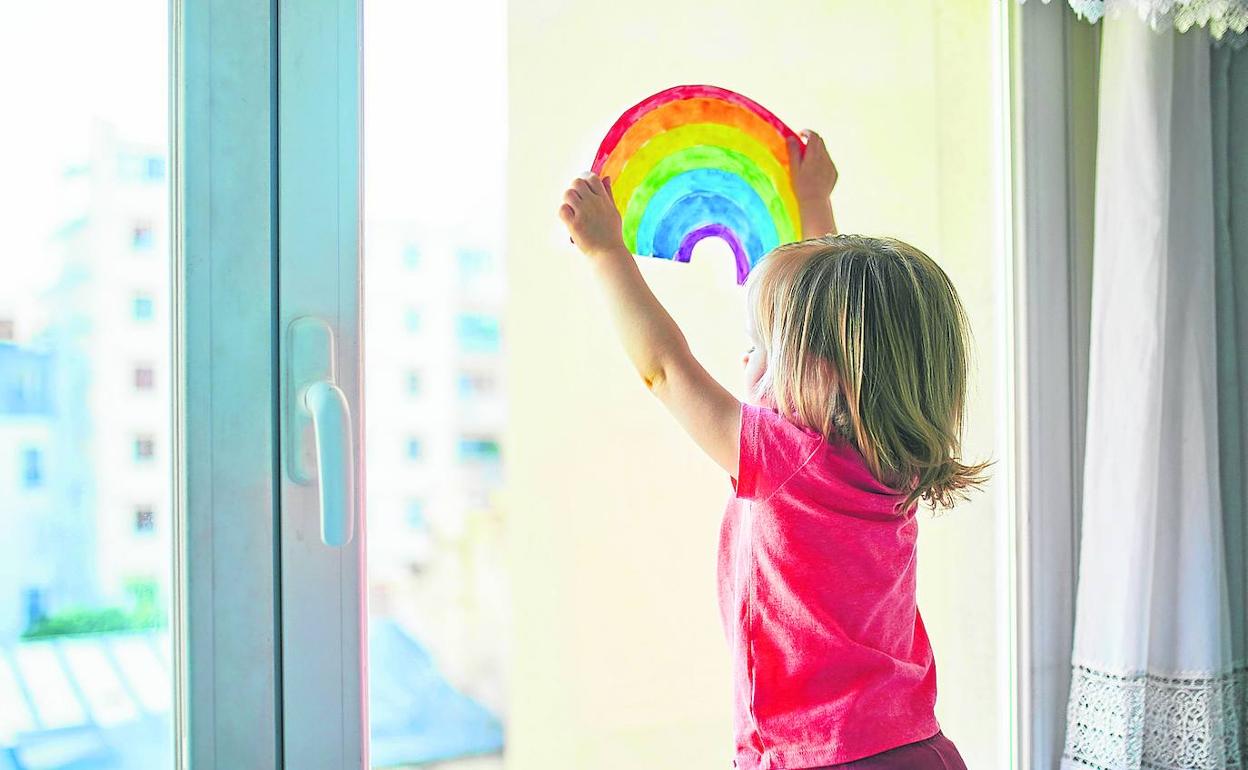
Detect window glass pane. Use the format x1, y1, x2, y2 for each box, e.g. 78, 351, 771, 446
455, 313, 501, 354
0, 2, 173, 767
364, 2, 507, 767
133, 295, 155, 321
403, 308, 421, 333
134, 365, 155, 391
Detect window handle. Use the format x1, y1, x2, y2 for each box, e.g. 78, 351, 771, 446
287, 316, 356, 547
303, 380, 355, 546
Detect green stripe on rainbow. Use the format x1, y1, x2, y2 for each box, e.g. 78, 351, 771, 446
591, 85, 803, 284
618, 133, 798, 250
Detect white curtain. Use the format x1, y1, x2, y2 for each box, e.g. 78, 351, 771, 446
1062, 12, 1247, 770
1029, 0, 1248, 42
1212, 37, 1248, 768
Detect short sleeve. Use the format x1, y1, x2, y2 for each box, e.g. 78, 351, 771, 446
733, 402, 822, 501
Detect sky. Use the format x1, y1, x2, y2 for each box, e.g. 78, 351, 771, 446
0, 0, 507, 323
0, 0, 168, 321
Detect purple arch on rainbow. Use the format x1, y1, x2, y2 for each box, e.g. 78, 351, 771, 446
674, 224, 750, 285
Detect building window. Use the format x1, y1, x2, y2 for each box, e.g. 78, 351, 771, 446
405, 499, 427, 529
406, 370, 421, 396
134, 436, 155, 461
144, 155, 165, 181
21, 447, 43, 488
404, 308, 421, 333
134, 506, 156, 534
132, 295, 154, 321
132, 223, 154, 250
459, 437, 500, 462
456, 247, 492, 276
23, 588, 46, 629
456, 313, 501, 353
406, 437, 423, 460
458, 371, 498, 398
402, 244, 421, 269
124, 578, 159, 609
134, 365, 155, 390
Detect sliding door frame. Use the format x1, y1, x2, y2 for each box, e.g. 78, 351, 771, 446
275, 0, 367, 768
177, 0, 284, 768
179, 1, 365, 766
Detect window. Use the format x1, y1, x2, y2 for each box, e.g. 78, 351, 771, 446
21, 447, 43, 488
144, 155, 165, 181
405, 499, 426, 529
458, 371, 497, 398
134, 436, 155, 461
134, 506, 155, 534
132, 222, 154, 250
119, 153, 165, 182
405, 437, 423, 460
134, 365, 155, 390
456, 313, 500, 353
406, 370, 421, 395
458, 437, 500, 462
402, 244, 421, 269
404, 308, 421, 333
23, 588, 47, 628
456, 247, 491, 276
7, 2, 175, 764
133, 295, 154, 321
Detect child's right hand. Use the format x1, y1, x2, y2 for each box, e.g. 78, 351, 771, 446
559, 172, 628, 259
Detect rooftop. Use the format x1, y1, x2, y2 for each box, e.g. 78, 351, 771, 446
0, 620, 502, 769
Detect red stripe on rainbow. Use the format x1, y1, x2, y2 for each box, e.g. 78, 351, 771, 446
591, 84, 801, 173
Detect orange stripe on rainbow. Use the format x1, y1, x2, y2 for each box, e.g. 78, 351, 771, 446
590, 85, 804, 284
597, 97, 790, 185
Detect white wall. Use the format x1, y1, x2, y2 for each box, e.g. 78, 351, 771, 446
505, 1, 1006, 767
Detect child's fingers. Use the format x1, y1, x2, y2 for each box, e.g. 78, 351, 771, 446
602, 175, 614, 200
579, 171, 604, 196
805, 131, 828, 157
786, 135, 804, 167
571, 177, 594, 198
558, 203, 576, 223
563, 188, 582, 206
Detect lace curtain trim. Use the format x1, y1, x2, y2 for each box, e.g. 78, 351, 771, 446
1063, 664, 1248, 769
1027, 0, 1248, 44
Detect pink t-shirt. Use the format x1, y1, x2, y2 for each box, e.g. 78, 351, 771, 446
718, 402, 940, 769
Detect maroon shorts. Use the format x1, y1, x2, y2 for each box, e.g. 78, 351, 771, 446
812, 731, 968, 769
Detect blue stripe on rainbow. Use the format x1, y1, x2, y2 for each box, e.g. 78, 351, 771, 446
591, 85, 802, 284
634, 168, 780, 277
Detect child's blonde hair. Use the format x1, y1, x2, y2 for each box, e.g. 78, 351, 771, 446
746, 234, 989, 512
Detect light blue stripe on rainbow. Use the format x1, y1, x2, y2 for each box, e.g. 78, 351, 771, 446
592, 84, 802, 284
635, 168, 780, 283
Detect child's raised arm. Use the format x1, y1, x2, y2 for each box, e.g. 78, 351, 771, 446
787, 129, 839, 238
558, 172, 742, 478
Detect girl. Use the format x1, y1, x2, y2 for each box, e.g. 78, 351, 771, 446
558, 130, 984, 770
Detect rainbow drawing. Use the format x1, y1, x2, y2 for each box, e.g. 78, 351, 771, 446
592, 84, 802, 284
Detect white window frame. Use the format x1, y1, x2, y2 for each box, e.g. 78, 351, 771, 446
275, 0, 367, 767
177, 4, 1080, 768
177, 0, 284, 766
178, 0, 365, 767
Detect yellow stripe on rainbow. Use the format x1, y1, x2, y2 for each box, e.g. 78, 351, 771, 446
591, 85, 804, 284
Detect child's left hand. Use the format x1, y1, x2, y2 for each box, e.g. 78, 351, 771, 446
559, 172, 627, 258
787, 129, 838, 204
